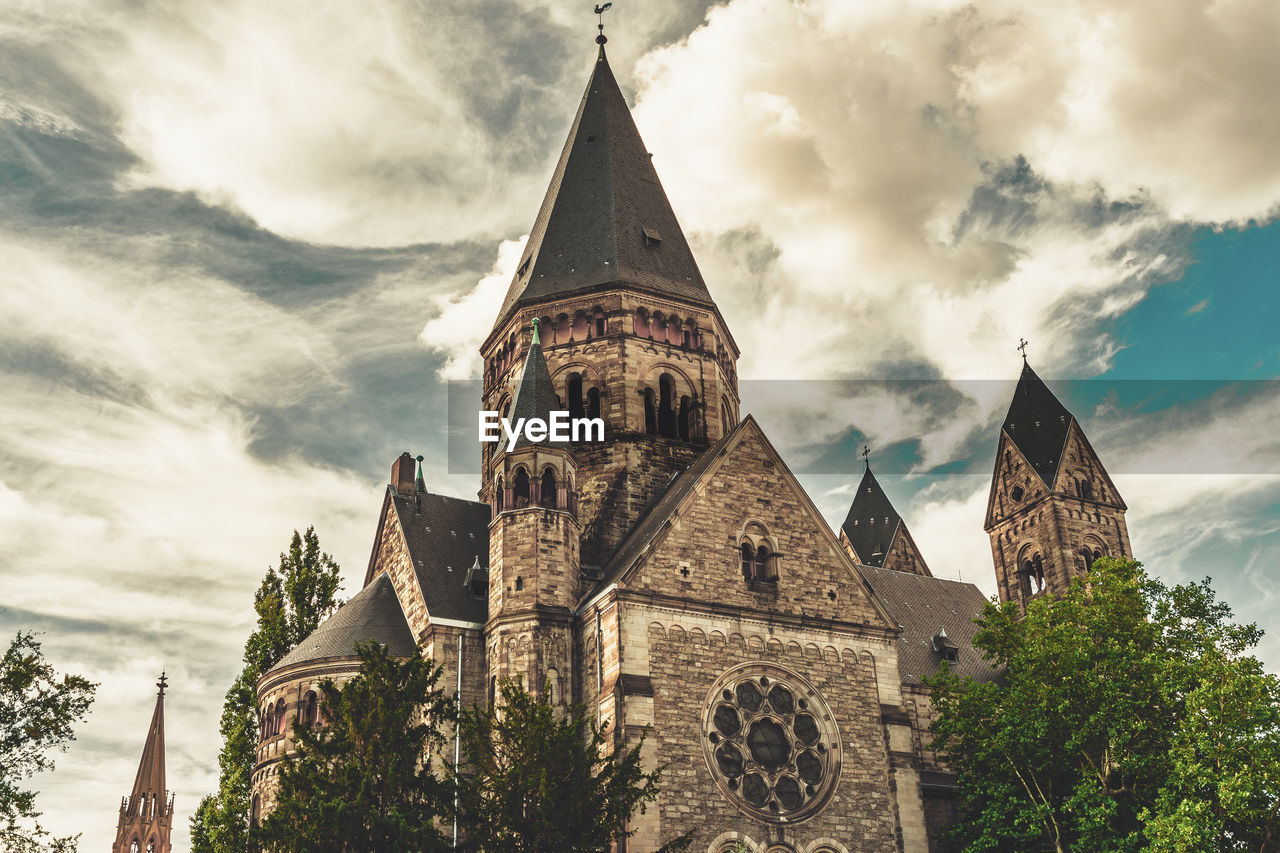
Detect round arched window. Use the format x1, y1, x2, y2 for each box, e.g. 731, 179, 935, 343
702, 664, 842, 822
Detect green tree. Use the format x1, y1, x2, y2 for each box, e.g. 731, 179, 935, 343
453, 678, 690, 853
191, 526, 342, 853
927, 558, 1280, 852
0, 631, 96, 853
252, 640, 455, 852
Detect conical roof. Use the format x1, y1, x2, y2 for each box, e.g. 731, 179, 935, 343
495, 320, 561, 454
1002, 361, 1074, 486
841, 466, 902, 568
129, 676, 167, 801
269, 572, 415, 672
494, 47, 713, 326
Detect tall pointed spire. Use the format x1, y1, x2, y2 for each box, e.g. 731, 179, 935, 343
494, 42, 714, 325
112, 674, 173, 853
1002, 360, 1074, 487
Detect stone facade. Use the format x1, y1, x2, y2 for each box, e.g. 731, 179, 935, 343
987, 417, 1132, 606
250, 42, 1137, 853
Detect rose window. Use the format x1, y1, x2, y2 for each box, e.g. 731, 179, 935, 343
702, 664, 842, 821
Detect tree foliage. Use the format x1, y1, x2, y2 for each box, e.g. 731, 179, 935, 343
0, 631, 96, 853
252, 640, 455, 852
452, 678, 690, 853
191, 526, 342, 853
927, 558, 1280, 852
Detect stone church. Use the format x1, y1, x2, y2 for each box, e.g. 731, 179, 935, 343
251, 35, 1133, 853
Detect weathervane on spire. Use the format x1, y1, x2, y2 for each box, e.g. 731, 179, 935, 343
861, 444, 871, 469
156, 671, 167, 697
595, 3, 612, 45
1018, 337, 1029, 362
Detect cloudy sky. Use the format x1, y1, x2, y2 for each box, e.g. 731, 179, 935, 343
2, 0, 1278, 848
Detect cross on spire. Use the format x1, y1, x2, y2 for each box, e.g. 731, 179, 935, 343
1018, 337, 1029, 362
861, 444, 871, 468
156, 671, 167, 697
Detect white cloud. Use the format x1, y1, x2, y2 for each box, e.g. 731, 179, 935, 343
420, 236, 526, 380
632, 0, 1280, 384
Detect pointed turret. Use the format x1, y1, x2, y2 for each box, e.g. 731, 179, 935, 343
496, 318, 561, 455
494, 47, 713, 326
839, 464, 931, 576
112, 675, 173, 853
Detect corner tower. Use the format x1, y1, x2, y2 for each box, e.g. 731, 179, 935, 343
486, 318, 580, 707
479, 39, 740, 567
112, 674, 173, 853
985, 360, 1132, 605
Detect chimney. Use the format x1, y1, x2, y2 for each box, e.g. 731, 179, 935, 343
392, 452, 415, 496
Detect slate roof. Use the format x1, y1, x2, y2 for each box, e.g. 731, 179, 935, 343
495, 320, 561, 455
494, 48, 714, 327
128, 682, 167, 801
586, 423, 743, 598
840, 466, 902, 567
1003, 361, 1075, 487
856, 565, 999, 686
389, 489, 491, 625
270, 572, 415, 672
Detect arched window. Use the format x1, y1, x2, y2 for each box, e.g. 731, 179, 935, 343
741, 543, 754, 580
594, 307, 606, 337
678, 395, 692, 442
539, 468, 557, 509
555, 312, 570, 344
740, 526, 778, 584
302, 691, 318, 728
658, 374, 678, 438
495, 476, 504, 512
1022, 554, 1045, 595
571, 310, 588, 341
130, 840, 140, 853
147, 840, 156, 853
568, 373, 585, 419
1077, 479, 1094, 500
250, 794, 260, 827
513, 468, 531, 508
275, 699, 288, 735
633, 308, 650, 338
651, 311, 666, 341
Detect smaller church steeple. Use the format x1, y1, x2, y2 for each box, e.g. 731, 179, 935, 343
839, 458, 932, 576
985, 355, 1131, 606
112, 674, 173, 853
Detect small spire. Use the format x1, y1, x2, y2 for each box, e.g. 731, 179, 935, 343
531, 316, 541, 346
1018, 337, 1029, 362
414, 454, 425, 494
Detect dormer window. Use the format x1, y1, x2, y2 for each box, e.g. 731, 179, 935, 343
642, 227, 662, 248
464, 557, 489, 599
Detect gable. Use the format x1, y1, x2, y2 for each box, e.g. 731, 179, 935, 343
1051, 421, 1127, 510
595, 417, 897, 632
984, 430, 1053, 529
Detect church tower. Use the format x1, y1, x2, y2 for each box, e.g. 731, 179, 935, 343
840, 461, 932, 576
478, 36, 739, 568
984, 359, 1132, 605
112, 674, 173, 853
486, 317, 580, 707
